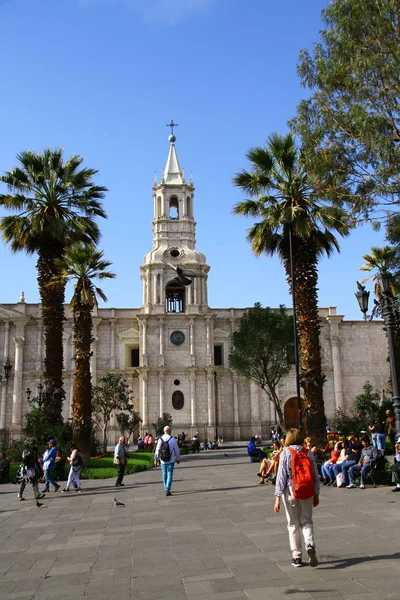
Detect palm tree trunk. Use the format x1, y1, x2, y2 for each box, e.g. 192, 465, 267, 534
285, 241, 327, 442
37, 245, 65, 425
72, 289, 93, 458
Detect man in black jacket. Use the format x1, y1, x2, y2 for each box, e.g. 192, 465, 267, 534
16, 439, 45, 501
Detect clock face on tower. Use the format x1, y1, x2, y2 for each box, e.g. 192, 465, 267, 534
170, 330, 185, 346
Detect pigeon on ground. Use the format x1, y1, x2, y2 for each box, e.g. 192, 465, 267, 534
36, 501, 45, 508
113, 498, 125, 507
224, 453, 229, 457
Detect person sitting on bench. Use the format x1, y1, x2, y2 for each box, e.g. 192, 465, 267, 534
248, 436, 262, 462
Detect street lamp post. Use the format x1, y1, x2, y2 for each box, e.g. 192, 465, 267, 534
26, 383, 44, 408
355, 276, 400, 439
1, 359, 12, 385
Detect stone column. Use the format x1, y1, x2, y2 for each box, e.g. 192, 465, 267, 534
190, 370, 196, 426
90, 318, 102, 385
158, 369, 165, 417
11, 320, 27, 432
158, 317, 164, 367
141, 369, 149, 428
189, 318, 195, 366
326, 315, 344, 412
206, 369, 215, 439
142, 317, 148, 367
232, 374, 240, 440
193, 278, 198, 305
109, 318, 116, 369
36, 319, 43, 371
63, 332, 70, 372
0, 321, 10, 430
205, 316, 212, 366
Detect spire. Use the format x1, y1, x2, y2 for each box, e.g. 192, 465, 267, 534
162, 137, 184, 185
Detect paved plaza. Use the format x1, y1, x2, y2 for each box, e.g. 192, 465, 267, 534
0, 449, 399, 600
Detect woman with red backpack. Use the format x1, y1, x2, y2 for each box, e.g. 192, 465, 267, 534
274, 428, 320, 568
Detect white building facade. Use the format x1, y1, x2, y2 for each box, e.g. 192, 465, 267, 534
0, 137, 391, 442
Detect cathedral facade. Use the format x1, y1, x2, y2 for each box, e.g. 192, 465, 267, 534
0, 137, 391, 442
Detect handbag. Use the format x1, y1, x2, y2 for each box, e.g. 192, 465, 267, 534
336, 472, 345, 487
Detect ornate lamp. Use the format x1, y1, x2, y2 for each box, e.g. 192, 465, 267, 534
2, 359, 12, 385
355, 282, 370, 319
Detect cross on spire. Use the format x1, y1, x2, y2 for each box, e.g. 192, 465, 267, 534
167, 120, 178, 135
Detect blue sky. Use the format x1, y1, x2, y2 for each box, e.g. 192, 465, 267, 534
0, 0, 383, 318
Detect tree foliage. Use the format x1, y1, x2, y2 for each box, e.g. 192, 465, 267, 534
152, 412, 173, 438
92, 373, 132, 452
0, 148, 107, 424
291, 0, 400, 221
353, 380, 380, 416
233, 132, 350, 439
116, 409, 142, 442
228, 303, 293, 425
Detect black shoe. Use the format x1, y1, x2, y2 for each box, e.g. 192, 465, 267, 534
307, 546, 318, 567
291, 558, 302, 567
332, 482, 337, 487
165, 491, 172, 496
115, 483, 121, 487
256, 472, 262, 478
392, 487, 400, 492
323, 478, 330, 486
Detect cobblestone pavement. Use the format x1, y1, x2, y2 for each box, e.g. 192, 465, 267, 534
0, 449, 399, 600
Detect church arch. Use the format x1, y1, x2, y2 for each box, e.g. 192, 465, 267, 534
165, 279, 185, 313
169, 196, 179, 220
172, 390, 184, 410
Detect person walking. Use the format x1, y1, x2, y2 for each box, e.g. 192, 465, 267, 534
16, 439, 45, 501
154, 425, 180, 496
114, 435, 128, 487
274, 428, 320, 568
41, 439, 60, 493
62, 443, 83, 493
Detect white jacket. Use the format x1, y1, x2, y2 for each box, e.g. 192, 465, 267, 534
154, 434, 180, 464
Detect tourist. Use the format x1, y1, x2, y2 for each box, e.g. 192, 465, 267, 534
247, 436, 262, 462
321, 442, 342, 485
0, 452, 10, 484
114, 435, 128, 487
391, 437, 400, 492
274, 428, 320, 568
192, 433, 200, 453
154, 425, 180, 496
42, 439, 60, 493
17, 439, 44, 501
62, 443, 83, 493
257, 440, 281, 484
203, 439, 209, 451
347, 436, 378, 489
217, 435, 224, 446
137, 436, 144, 450
386, 410, 396, 445
332, 435, 362, 487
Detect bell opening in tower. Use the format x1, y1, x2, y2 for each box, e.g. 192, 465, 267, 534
165, 280, 185, 313
169, 196, 179, 220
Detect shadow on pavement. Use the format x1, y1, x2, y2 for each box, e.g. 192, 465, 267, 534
321, 552, 400, 569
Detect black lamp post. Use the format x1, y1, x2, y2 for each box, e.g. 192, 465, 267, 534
26, 382, 44, 408
355, 276, 400, 439
1, 359, 12, 385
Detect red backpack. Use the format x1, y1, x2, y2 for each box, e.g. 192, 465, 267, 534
288, 447, 315, 499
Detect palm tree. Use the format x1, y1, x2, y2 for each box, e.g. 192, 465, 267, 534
233, 133, 350, 440
0, 149, 107, 424
54, 243, 115, 456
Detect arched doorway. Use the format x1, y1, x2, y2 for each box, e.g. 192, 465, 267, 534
284, 397, 303, 430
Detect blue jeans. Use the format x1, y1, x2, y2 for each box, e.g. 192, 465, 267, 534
349, 463, 371, 485
377, 433, 386, 452
44, 468, 58, 490
161, 462, 175, 492
371, 433, 378, 449
333, 460, 356, 485
321, 464, 335, 481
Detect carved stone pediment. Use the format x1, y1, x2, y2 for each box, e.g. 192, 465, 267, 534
118, 328, 140, 342
0, 304, 27, 321
213, 328, 230, 339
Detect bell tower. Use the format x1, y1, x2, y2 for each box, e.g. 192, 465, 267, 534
140, 127, 210, 315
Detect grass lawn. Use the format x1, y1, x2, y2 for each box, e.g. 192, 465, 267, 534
8, 452, 154, 482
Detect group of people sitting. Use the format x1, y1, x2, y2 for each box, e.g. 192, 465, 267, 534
253, 428, 400, 491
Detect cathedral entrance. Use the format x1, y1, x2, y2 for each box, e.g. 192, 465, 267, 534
284, 397, 303, 430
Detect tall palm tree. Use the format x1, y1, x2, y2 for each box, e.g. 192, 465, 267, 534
54, 243, 115, 456
233, 133, 350, 440
0, 149, 107, 424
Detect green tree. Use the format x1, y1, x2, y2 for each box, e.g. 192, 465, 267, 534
353, 381, 380, 417
0, 149, 107, 424
53, 243, 115, 457
92, 373, 132, 452
152, 412, 173, 438
228, 303, 294, 426
116, 407, 142, 443
291, 0, 400, 221
233, 132, 350, 440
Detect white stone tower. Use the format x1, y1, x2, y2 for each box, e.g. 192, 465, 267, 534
140, 129, 210, 315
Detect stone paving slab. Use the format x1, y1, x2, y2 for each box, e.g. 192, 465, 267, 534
0, 449, 399, 599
